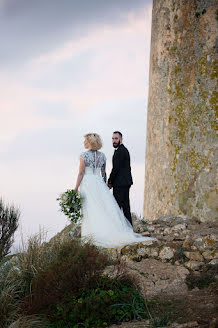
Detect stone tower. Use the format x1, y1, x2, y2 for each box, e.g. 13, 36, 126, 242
144, 0, 217, 222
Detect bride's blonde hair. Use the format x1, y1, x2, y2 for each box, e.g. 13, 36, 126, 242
84, 133, 102, 150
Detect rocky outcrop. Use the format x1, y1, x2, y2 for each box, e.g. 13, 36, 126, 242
126, 215, 218, 268
105, 214, 218, 300
57, 215, 218, 271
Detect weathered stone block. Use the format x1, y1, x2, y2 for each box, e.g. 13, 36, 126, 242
202, 250, 218, 260
184, 251, 203, 262
125, 258, 189, 297
159, 246, 175, 260
184, 261, 204, 270
172, 224, 187, 232
137, 247, 159, 258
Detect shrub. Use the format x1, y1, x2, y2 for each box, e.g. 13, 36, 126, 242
0, 229, 150, 328
21, 238, 110, 317
0, 198, 20, 259
45, 276, 148, 328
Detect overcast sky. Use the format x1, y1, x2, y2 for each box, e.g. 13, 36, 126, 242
0, 0, 153, 250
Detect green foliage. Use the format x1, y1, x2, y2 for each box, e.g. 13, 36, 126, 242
0, 230, 60, 328
0, 233, 108, 328
47, 276, 148, 328
5, 233, 149, 328
1, 229, 176, 328
57, 189, 82, 223
21, 239, 109, 316
0, 198, 20, 259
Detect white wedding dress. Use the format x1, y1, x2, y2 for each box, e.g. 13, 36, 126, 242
79, 150, 156, 248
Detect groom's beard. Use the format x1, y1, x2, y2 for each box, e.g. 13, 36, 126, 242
113, 140, 121, 148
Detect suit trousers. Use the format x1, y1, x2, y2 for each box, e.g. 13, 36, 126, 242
113, 186, 132, 225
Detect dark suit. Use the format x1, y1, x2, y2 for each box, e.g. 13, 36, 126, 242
108, 144, 133, 225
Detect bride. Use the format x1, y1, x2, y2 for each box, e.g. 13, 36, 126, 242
74, 133, 156, 248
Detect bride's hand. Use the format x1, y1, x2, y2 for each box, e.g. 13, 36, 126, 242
107, 183, 112, 189
74, 187, 78, 193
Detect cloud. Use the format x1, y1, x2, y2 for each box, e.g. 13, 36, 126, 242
1, 8, 152, 144
0, 0, 152, 69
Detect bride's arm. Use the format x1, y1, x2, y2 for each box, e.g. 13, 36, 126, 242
74, 158, 85, 192
101, 161, 107, 183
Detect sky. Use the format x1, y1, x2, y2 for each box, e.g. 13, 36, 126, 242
0, 0, 153, 251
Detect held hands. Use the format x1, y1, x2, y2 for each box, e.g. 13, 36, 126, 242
107, 183, 112, 189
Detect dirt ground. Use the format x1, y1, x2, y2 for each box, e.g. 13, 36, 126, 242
109, 284, 217, 327
153, 284, 218, 327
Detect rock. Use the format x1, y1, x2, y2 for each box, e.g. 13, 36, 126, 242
202, 250, 218, 261
183, 238, 192, 249
141, 231, 151, 236
184, 261, 204, 270
137, 247, 159, 258
164, 235, 175, 242
189, 224, 201, 231
137, 248, 147, 257
126, 258, 189, 297
132, 213, 145, 233
140, 240, 155, 246
171, 216, 188, 226
109, 320, 150, 327
174, 236, 186, 241
209, 258, 218, 265
203, 235, 218, 249
121, 244, 136, 254
163, 227, 171, 235
190, 246, 198, 251
159, 246, 175, 260
172, 224, 187, 232
69, 224, 81, 238
147, 225, 155, 232
144, 247, 159, 257
184, 252, 204, 262
193, 238, 204, 251
107, 248, 120, 261
171, 322, 199, 327
49, 223, 81, 242
157, 215, 175, 223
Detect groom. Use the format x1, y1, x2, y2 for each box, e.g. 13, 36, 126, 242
108, 131, 133, 225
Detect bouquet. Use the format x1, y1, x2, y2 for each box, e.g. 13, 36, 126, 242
57, 189, 83, 224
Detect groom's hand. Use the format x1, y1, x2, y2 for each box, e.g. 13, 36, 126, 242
107, 183, 112, 189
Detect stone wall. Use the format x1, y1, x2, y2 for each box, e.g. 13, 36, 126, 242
144, 0, 217, 222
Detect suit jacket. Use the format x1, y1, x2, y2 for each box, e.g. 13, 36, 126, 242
108, 144, 133, 187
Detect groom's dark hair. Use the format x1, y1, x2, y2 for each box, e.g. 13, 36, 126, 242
113, 131, 122, 138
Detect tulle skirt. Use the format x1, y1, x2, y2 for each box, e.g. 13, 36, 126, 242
79, 168, 156, 248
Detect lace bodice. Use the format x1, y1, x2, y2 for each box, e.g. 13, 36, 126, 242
80, 150, 107, 182
80, 150, 106, 168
